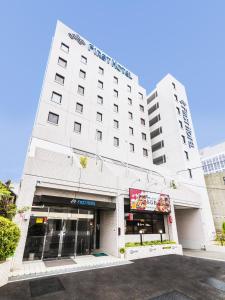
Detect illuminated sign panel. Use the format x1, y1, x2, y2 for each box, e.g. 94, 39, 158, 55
68, 33, 132, 79
129, 188, 171, 214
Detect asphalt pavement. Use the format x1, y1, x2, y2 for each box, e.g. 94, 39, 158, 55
1, 254, 225, 300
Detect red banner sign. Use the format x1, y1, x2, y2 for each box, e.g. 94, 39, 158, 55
129, 188, 171, 213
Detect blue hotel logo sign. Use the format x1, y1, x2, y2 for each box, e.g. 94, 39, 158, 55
68, 32, 132, 80
71, 199, 96, 207
180, 100, 194, 149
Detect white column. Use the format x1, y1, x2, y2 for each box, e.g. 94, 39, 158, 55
12, 175, 37, 270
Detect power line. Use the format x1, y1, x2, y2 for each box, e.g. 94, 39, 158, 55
177, 159, 225, 174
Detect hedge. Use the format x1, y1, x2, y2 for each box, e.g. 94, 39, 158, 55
0, 216, 20, 261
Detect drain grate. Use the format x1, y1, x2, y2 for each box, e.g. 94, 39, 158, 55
206, 277, 225, 293
150, 290, 193, 300
29, 276, 65, 297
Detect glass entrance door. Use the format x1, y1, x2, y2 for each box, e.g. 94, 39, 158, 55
23, 207, 97, 261
61, 219, 77, 257
43, 219, 77, 259
76, 218, 94, 256
43, 219, 62, 259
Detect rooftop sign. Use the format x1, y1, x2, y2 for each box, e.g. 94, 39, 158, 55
68, 32, 132, 80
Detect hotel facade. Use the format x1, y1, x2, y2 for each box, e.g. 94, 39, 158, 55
13, 21, 215, 268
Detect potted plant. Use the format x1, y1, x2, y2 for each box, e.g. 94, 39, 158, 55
0, 181, 20, 287
119, 247, 125, 259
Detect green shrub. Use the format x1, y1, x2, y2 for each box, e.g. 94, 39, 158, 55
215, 232, 225, 246
125, 240, 176, 248
119, 247, 125, 254
0, 216, 20, 261
222, 222, 225, 234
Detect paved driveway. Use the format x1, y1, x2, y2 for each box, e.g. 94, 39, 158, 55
1, 255, 225, 300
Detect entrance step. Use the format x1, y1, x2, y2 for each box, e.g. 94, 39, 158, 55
9, 257, 132, 282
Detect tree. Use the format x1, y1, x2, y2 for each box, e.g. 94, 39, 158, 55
0, 181, 17, 220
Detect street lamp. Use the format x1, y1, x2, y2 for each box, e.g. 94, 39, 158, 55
159, 229, 163, 243
139, 229, 143, 245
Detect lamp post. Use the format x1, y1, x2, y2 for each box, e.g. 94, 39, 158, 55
139, 229, 143, 245
159, 229, 163, 243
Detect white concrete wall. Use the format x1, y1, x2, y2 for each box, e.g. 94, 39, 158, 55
99, 209, 118, 256
175, 208, 204, 249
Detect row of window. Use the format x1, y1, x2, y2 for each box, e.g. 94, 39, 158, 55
55, 71, 144, 104
52, 90, 143, 115
202, 154, 225, 174
59, 42, 144, 99
48, 112, 148, 150
51, 91, 146, 124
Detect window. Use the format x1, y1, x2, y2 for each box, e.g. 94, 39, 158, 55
124, 209, 165, 235
98, 80, 103, 89
99, 66, 104, 75
172, 82, 176, 89
97, 95, 103, 105
114, 89, 118, 98
127, 85, 131, 93
78, 85, 84, 96
96, 130, 102, 141
184, 151, 189, 160
138, 92, 143, 100
96, 112, 102, 122
130, 143, 135, 152
153, 155, 166, 165
141, 118, 145, 126
148, 102, 159, 115
51, 92, 62, 104
176, 107, 180, 115
150, 127, 162, 139
58, 57, 67, 68
113, 76, 118, 84
188, 168, 192, 178
114, 137, 119, 147
55, 73, 64, 85
128, 98, 132, 105
174, 94, 178, 101
129, 127, 134, 135
113, 119, 119, 129
79, 69, 86, 79
81, 55, 87, 64
139, 105, 144, 112
60, 42, 69, 53
152, 141, 164, 152
76, 103, 83, 113
128, 112, 133, 120
74, 122, 81, 133
48, 112, 59, 124
181, 135, 186, 144
179, 120, 183, 129
143, 148, 148, 157
114, 104, 119, 113
147, 91, 158, 104
149, 114, 161, 127
142, 133, 147, 141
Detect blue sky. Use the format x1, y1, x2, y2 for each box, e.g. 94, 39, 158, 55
1, 0, 225, 182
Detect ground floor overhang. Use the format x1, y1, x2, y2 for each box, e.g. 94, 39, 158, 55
33, 195, 116, 210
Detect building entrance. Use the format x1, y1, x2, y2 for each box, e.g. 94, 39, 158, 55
23, 207, 96, 261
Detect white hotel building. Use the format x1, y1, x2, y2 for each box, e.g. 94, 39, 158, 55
13, 21, 215, 268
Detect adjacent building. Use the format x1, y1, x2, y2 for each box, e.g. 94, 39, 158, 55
13, 21, 215, 269
200, 142, 225, 231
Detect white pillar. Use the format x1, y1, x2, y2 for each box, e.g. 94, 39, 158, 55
12, 175, 37, 270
